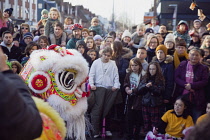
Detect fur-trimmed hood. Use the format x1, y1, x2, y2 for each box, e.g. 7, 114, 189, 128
121, 47, 133, 59
152, 55, 173, 64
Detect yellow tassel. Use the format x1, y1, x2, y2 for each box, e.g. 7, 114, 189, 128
189, 2, 196, 10
206, 23, 210, 31
198, 9, 203, 16
199, 14, 206, 21
32, 97, 66, 139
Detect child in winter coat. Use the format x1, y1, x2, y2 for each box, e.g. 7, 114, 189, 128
37, 9, 48, 27
189, 19, 206, 38
138, 61, 165, 133
124, 57, 146, 140
173, 20, 191, 46
131, 24, 146, 53
44, 7, 66, 46
89, 17, 102, 36
64, 17, 74, 37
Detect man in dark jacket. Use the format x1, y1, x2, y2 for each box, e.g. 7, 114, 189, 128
0, 46, 42, 140
154, 44, 174, 110
1, 31, 22, 62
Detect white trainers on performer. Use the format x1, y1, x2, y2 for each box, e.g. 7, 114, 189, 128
105, 131, 112, 136
93, 134, 100, 138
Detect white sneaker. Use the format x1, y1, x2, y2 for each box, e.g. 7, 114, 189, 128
105, 131, 112, 136
93, 134, 100, 138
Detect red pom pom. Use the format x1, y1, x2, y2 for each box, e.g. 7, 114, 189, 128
82, 91, 90, 97
31, 75, 48, 90
48, 44, 59, 50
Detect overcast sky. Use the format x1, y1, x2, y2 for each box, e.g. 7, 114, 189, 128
64, 0, 154, 24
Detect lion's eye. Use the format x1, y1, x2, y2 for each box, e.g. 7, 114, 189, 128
58, 71, 75, 90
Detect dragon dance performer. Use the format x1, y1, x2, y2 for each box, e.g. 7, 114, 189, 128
20, 44, 90, 140
0, 46, 66, 140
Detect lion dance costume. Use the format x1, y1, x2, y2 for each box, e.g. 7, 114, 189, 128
20, 45, 90, 140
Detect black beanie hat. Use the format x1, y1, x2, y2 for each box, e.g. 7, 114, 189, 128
4, 8, 13, 17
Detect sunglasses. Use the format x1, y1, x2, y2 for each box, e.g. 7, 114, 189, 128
21, 27, 29, 30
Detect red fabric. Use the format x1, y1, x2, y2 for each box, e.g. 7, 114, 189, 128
48, 44, 59, 50
31, 75, 48, 90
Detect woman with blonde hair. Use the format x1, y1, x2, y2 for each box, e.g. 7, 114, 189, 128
200, 35, 210, 49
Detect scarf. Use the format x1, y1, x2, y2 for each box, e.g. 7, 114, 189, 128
173, 50, 189, 69
183, 61, 194, 95
148, 47, 156, 52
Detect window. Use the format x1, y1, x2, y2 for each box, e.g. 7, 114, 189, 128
20, 6, 22, 18
16, 6, 19, 18
3, 2, 5, 10
38, 3, 42, 9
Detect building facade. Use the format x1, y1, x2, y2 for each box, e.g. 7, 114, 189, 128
1, 0, 109, 33
1, 0, 37, 26
157, 0, 210, 31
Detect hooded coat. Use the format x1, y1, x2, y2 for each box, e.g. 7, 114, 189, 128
89, 25, 102, 36
75, 40, 92, 67
173, 20, 191, 46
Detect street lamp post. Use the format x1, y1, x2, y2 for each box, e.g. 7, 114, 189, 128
169, 4, 178, 32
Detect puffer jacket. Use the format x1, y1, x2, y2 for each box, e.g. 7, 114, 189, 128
138, 76, 165, 107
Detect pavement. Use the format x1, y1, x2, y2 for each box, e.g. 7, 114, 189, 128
86, 132, 145, 140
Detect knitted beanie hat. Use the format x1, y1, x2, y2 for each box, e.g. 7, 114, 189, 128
4, 8, 13, 16
175, 38, 186, 47
194, 19, 201, 24
93, 35, 103, 41
122, 30, 132, 39
33, 36, 40, 42
23, 32, 34, 40
145, 28, 154, 34
156, 44, 168, 55
164, 33, 176, 44
76, 40, 86, 48
91, 17, 99, 23
41, 9, 49, 15
189, 30, 199, 37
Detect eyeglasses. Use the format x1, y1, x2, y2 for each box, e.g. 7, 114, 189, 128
24, 37, 32, 40
21, 27, 29, 30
